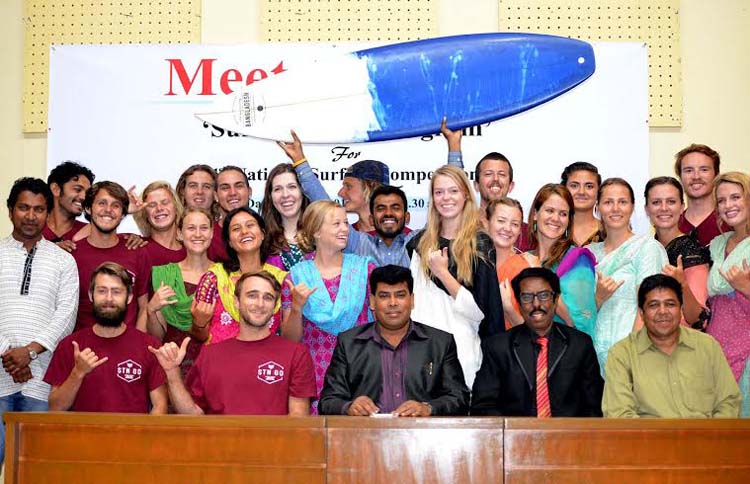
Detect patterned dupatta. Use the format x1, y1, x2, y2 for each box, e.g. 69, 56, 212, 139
208, 262, 287, 322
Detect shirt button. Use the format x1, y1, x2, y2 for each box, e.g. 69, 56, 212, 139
396, 393, 400, 397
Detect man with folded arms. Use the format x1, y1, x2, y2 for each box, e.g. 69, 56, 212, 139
319, 265, 469, 417
603, 274, 740, 418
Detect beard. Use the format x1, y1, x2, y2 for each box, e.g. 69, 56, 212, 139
93, 303, 127, 327
373, 219, 405, 239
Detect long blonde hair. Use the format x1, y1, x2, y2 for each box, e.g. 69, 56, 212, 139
133, 181, 184, 238
297, 200, 342, 254
417, 165, 480, 285
713, 171, 750, 235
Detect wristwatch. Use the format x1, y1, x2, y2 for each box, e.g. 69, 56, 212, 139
26, 346, 38, 361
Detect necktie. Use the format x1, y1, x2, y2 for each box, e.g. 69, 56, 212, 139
536, 336, 551, 418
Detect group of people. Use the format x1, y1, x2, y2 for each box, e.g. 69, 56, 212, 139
2, 123, 749, 462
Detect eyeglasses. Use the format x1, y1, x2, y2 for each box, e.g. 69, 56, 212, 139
519, 290, 555, 304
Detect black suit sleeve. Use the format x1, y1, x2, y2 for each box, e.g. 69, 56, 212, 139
318, 337, 353, 415
428, 336, 470, 416
474, 258, 505, 339
578, 334, 604, 417
470, 338, 504, 416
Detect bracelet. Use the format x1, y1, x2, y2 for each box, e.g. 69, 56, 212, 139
193, 322, 209, 329
291, 157, 307, 168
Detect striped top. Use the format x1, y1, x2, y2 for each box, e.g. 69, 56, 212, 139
0, 236, 79, 400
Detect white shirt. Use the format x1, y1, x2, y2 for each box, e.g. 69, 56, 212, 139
0, 236, 78, 400
409, 252, 484, 388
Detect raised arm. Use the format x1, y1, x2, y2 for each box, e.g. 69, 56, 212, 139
48, 341, 108, 411
441, 117, 464, 168
148, 338, 204, 415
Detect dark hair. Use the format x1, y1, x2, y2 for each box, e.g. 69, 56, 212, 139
644, 176, 684, 204
674, 144, 720, 177
89, 261, 133, 296
560, 161, 601, 187
218, 165, 250, 188
511, 267, 561, 302
260, 163, 310, 255
638, 274, 683, 309
528, 184, 575, 268
47, 161, 95, 188
475, 152, 514, 184
222, 206, 268, 273
7, 177, 54, 212
369, 265, 414, 295
234, 270, 281, 301
83, 181, 130, 221
368, 184, 409, 216
598, 177, 635, 204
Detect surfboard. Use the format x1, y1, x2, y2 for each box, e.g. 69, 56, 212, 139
196, 33, 595, 143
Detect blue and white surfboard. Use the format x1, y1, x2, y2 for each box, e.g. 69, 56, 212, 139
196, 33, 595, 143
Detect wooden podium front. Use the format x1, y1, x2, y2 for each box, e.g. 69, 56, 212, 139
5, 413, 750, 483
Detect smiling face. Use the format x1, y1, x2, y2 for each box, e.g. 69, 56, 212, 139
679, 152, 717, 201
227, 211, 264, 255
372, 193, 408, 239
474, 158, 514, 205
315, 206, 349, 252
488, 203, 523, 249
337, 177, 366, 213
716, 182, 748, 230
144, 188, 177, 232
52, 175, 90, 217
645, 183, 683, 231
518, 276, 557, 336
216, 169, 250, 213
534, 194, 570, 242
179, 211, 212, 255
10, 191, 48, 243
370, 281, 414, 332
565, 170, 598, 212
184, 170, 216, 211
598, 184, 634, 232
432, 174, 467, 221
90, 273, 132, 328
270, 172, 303, 220
89, 188, 125, 235
235, 275, 277, 329
641, 287, 681, 342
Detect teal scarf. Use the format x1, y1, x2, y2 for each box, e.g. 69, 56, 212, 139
708, 233, 750, 297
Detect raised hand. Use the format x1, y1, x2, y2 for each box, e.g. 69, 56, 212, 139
719, 259, 750, 297
148, 281, 178, 313
190, 298, 216, 329
286, 279, 318, 312
72, 341, 109, 377
127, 186, 144, 214
662, 254, 686, 286
440, 117, 462, 152
277, 130, 306, 164
148, 337, 190, 372
499, 279, 515, 312
427, 247, 450, 278
595, 271, 624, 308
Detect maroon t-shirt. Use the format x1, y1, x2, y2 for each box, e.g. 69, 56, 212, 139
207, 222, 228, 263
143, 238, 186, 268
185, 335, 316, 415
42, 220, 87, 242
72, 238, 150, 330
678, 210, 729, 247
43, 326, 166, 413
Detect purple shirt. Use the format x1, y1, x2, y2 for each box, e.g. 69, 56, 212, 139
373, 324, 413, 413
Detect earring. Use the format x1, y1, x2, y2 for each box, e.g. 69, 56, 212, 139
532, 222, 537, 233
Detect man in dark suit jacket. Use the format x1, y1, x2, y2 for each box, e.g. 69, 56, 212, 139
319, 265, 469, 416
471, 267, 603, 417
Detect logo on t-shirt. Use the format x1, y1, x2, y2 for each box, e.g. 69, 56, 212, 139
257, 361, 285, 385
116, 359, 143, 383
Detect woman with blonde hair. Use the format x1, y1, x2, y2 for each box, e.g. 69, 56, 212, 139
281, 200, 375, 413
133, 181, 187, 266
407, 165, 503, 387
707, 171, 750, 415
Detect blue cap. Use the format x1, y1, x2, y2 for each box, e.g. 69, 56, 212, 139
345, 160, 390, 186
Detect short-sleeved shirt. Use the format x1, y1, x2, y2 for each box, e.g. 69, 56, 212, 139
678, 210, 729, 248
42, 220, 87, 242
142, 238, 186, 269
207, 223, 228, 263
44, 326, 166, 413
185, 335, 316, 415
72, 237, 150, 330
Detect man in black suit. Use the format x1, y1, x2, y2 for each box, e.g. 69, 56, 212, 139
319, 265, 469, 416
471, 267, 603, 417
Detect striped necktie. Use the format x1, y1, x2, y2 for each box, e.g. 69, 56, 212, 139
536, 336, 551, 418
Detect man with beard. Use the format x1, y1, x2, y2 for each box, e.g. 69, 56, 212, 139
277, 134, 416, 267
674, 144, 729, 246
441, 119, 531, 250
43, 161, 95, 248
73, 181, 150, 331
603, 274, 739, 418
150, 271, 316, 415
44, 262, 167, 413
471, 267, 603, 417
0, 177, 78, 464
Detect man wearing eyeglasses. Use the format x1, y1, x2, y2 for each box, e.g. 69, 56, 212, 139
471, 267, 603, 417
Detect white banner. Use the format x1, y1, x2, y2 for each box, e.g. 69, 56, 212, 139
48, 41, 649, 233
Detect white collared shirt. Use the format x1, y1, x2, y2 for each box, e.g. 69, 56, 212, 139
0, 236, 78, 400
